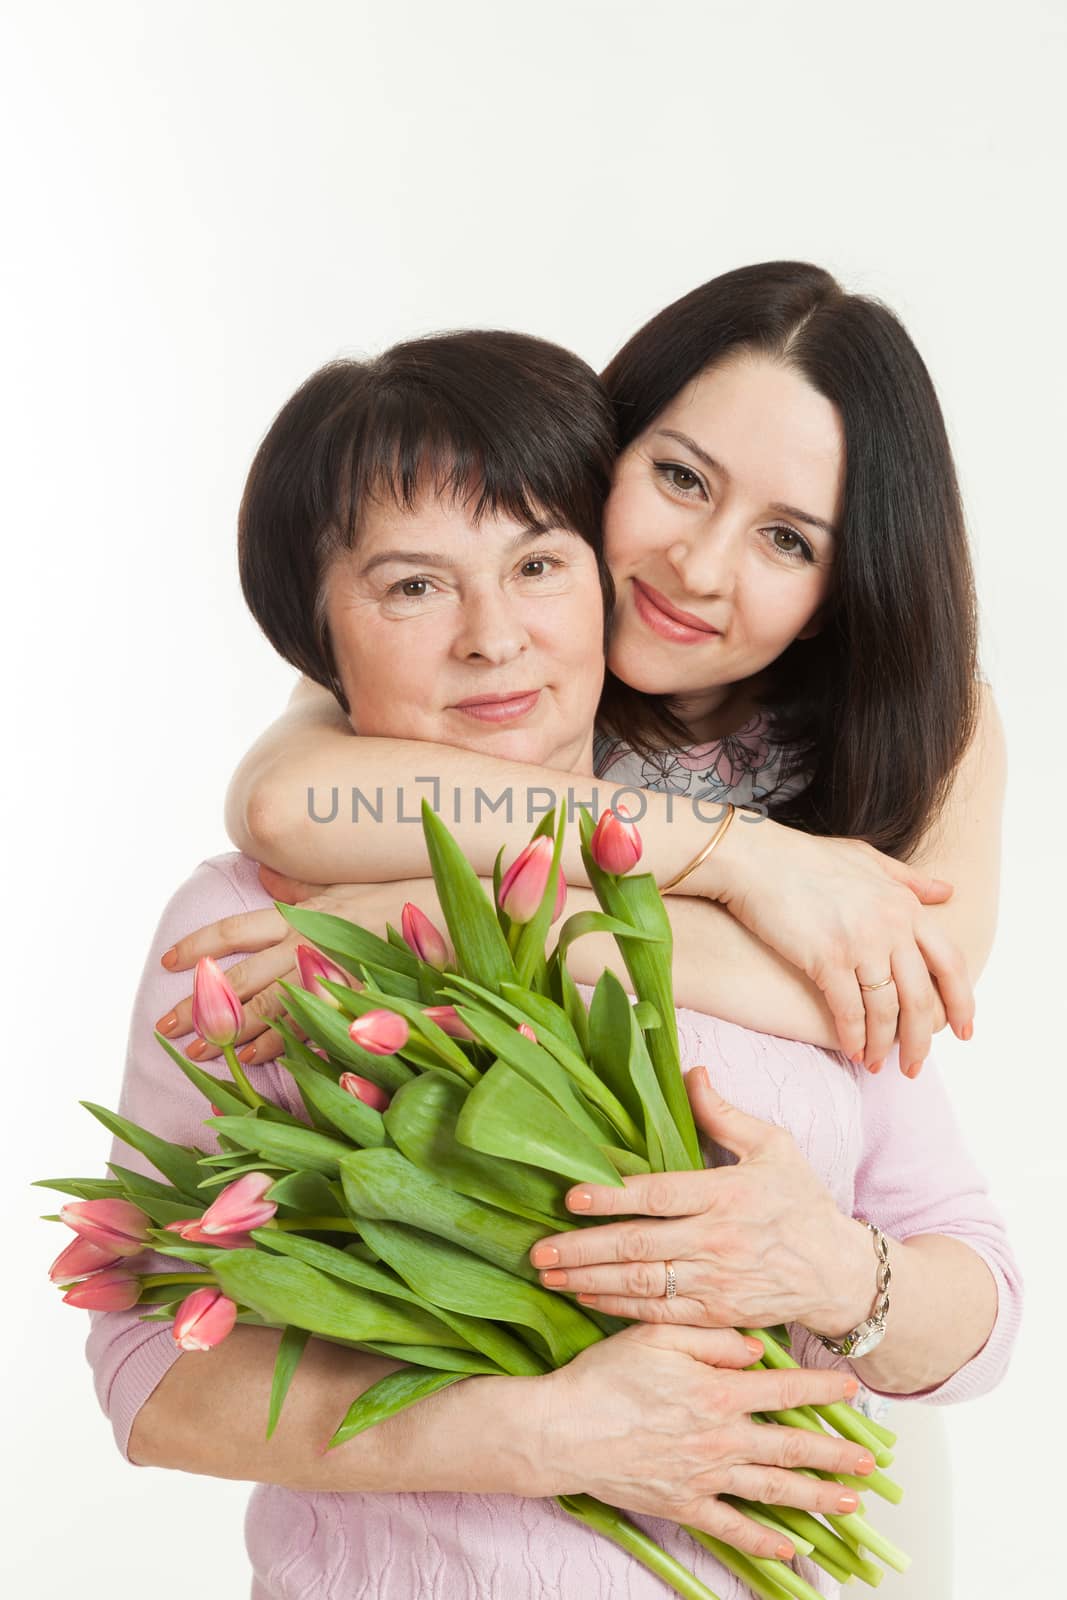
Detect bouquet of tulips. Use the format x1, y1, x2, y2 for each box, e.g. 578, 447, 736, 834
39, 802, 908, 1600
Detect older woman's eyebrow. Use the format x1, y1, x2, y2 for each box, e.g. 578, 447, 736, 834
359, 524, 578, 575
654, 428, 836, 539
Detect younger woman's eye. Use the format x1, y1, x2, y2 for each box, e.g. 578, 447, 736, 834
767, 525, 816, 564
654, 461, 707, 498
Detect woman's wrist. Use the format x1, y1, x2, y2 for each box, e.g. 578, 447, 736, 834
803, 1214, 885, 1341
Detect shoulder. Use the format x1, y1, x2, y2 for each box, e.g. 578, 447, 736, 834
153, 851, 273, 937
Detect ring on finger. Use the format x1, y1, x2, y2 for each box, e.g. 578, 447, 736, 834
663, 1259, 677, 1300
857, 975, 895, 993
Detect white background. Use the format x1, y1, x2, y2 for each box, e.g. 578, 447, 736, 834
3, 2, 1064, 1595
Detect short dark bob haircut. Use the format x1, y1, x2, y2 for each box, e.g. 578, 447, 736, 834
239, 329, 617, 713
598, 261, 981, 861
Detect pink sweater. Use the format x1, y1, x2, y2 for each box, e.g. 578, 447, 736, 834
85, 853, 1022, 1599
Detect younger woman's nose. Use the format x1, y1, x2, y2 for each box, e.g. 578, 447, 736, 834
666, 527, 739, 600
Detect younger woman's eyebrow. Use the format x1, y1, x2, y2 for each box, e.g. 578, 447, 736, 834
653, 427, 836, 538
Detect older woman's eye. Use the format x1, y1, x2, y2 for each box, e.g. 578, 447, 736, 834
387, 577, 433, 600
519, 555, 565, 578
654, 461, 706, 498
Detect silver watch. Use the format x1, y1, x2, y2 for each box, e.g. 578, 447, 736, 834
814, 1220, 891, 1359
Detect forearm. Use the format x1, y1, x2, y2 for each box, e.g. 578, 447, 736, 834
808, 1223, 999, 1396
130, 1322, 544, 1494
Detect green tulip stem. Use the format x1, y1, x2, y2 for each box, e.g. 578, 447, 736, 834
684, 1528, 806, 1599
270, 1216, 360, 1234
557, 1496, 725, 1599
222, 1043, 270, 1109
140, 1273, 215, 1290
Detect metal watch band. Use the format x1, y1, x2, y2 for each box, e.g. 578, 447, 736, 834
813, 1220, 892, 1359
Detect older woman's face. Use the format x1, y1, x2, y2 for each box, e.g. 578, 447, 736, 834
323, 490, 605, 774
603, 353, 843, 738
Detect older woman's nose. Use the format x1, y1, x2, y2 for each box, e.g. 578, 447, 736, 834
452, 589, 531, 664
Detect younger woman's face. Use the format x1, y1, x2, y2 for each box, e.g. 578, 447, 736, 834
603, 353, 844, 739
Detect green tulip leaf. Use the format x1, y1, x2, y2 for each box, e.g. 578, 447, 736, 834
266, 1325, 312, 1439
340, 1147, 545, 1280
277, 984, 416, 1091
151, 1032, 251, 1117
274, 904, 422, 981
327, 1368, 467, 1451
206, 1116, 353, 1177
276, 1051, 390, 1149
455, 1061, 626, 1189
80, 1102, 205, 1201
420, 799, 517, 987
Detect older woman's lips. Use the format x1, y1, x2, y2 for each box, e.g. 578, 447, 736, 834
632, 579, 722, 645
452, 690, 541, 723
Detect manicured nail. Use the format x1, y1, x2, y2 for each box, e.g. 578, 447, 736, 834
843, 1378, 859, 1398
156, 1011, 178, 1036
855, 1453, 875, 1475
568, 1190, 593, 1210
542, 1270, 567, 1287
836, 1491, 859, 1512
776, 1543, 794, 1560
850, 1051, 864, 1066
962, 1022, 974, 1041
237, 1044, 257, 1064
186, 1038, 208, 1059
531, 1245, 559, 1268
576, 1293, 598, 1305
868, 1060, 884, 1075
905, 1061, 923, 1079
160, 947, 178, 970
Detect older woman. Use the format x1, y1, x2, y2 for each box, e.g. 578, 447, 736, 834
88, 330, 1019, 1600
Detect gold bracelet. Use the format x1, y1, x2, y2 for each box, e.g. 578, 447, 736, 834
658, 802, 737, 893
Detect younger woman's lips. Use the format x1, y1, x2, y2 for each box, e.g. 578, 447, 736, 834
452, 690, 541, 723
631, 579, 722, 645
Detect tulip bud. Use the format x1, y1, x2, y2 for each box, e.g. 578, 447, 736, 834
295, 944, 351, 1008
173, 1286, 238, 1351
499, 837, 556, 924
339, 1072, 392, 1111
590, 803, 643, 875
49, 1234, 123, 1284
191, 956, 244, 1048
517, 1023, 538, 1043
165, 1218, 256, 1250
551, 868, 567, 925
400, 903, 450, 969
348, 1009, 409, 1055
422, 1004, 476, 1041
199, 1172, 277, 1236
60, 1198, 152, 1257
62, 1266, 141, 1311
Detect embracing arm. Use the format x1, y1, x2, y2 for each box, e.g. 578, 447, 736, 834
224, 679, 961, 1058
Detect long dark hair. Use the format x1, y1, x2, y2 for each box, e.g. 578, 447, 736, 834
598, 261, 980, 859
239, 330, 617, 713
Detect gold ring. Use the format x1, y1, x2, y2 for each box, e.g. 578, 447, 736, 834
858, 976, 895, 992
664, 1260, 677, 1300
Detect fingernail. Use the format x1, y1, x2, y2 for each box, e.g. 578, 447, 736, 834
542, 1270, 567, 1287
905, 1061, 923, 1079
843, 1378, 859, 1398
576, 1293, 598, 1305
156, 1011, 178, 1036
962, 1022, 974, 1041
868, 1060, 884, 1075
850, 1051, 864, 1066
237, 1044, 257, 1064
855, 1453, 875, 1475
568, 1191, 593, 1210
776, 1542, 794, 1560
186, 1038, 208, 1059
531, 1245, 559, 1267
160, 947, 178, 970
743, 1336, 764, 1356
836, 1491, 859, 1512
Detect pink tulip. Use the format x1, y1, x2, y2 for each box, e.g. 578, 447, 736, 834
49, 1234, 123, 1284
517, 1022, 538, 1043
62, 1266, 141, 1311
348, 1009, 409, 1055
400, 903, 450, 969
191, 956, 244, 1048
422, 1004, 476, 1041
173, 1286, 238, 1351
339, 1072, 392, 1112
499, 837, 565, 924
199, 1172, 277, 1236
590, 803, 643, 875
60, 1198, 152, 1257
295, 944, 351, 1008
164, 1218, 256, 1250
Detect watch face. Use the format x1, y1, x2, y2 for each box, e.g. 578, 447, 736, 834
847, 1323, 886, 1359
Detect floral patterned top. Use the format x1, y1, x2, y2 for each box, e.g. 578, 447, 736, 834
593, 709, 811, 811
